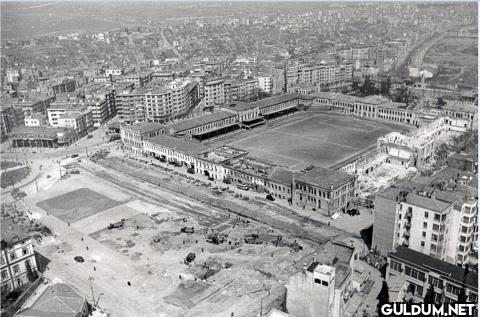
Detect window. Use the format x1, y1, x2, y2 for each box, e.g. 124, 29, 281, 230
424, 212, 429, 218
428, 276, 442, 288
423, 222, 428, 229
22, 248, 28, 256
462, 226, 468, 233
434, 214, 441, 221
422, 232, 426, 238
390, 261, 402, 273
12, 265, 19, 274
469, 293, 477, 303
432, 234, 438, 242
421, 241, 425, 247
430, 244, 437, 252
432, 224, 440, 231
10, 253, 16, 261
322, 280, 329, 287
1, 270, 7, 280
446, 283, 461, 296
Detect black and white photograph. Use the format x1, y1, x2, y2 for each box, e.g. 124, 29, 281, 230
0, 1, 478, 316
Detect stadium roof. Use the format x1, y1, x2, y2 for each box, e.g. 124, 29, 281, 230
170, 111, 236, 133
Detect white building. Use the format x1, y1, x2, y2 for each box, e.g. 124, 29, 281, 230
257, 75, 273, 94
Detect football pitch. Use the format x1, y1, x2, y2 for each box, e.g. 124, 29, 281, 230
227, 113, 404, 169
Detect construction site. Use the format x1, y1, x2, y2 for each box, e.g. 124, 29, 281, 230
2, 141, 379, 317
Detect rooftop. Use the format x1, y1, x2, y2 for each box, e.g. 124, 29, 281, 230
389, 246, 478, 290
1, 220, 31, 249
147, 135, 210, 156
11, 126, 68, 139
294, 167, 355, 190
268, 167, 294, 186
122, 122, 165, 134
252, 93, 307, 109
170, 111, 236, 133
17, 283, 86, 317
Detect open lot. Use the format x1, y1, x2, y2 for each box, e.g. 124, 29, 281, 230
225, 113, 400, 169
36, 188, 122, 223
425, 36, 478, 87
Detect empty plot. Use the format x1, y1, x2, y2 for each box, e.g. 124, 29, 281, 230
37, 188, 121, 223
229, 114, 397, 168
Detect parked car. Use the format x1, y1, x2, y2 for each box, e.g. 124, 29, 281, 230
266, 194, 275, 201
223, 178, 232, 184
70, 169, 80, 174
71, 154, 79, 158
87, 134, 93, 139
74, 256, 85, 263
237, 184, 249, 191
180, 227, 194, 234
187, 168, 195, 174
208, 176, 215, 181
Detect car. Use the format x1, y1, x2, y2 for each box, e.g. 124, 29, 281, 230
71, 154, 79, 158
187, 168, 195, 174
266, 194, 275, 201
74, 256, 85, 263
237, 184, 249, 191
87, 134, 93, 138
208, 176, 215, 181
180, 227, 195, 234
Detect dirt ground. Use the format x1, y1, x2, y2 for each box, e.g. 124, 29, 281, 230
25, 162, 325, 317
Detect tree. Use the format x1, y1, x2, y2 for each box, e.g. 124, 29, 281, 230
380, 77, 392, 97
352, 79, 360, 95
361, 76, 375, 96
25, 260, 38, 282
436, 97, 446, 108
424, 284, 436, 304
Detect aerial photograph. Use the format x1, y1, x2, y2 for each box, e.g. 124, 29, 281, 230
0, 1, 478, 317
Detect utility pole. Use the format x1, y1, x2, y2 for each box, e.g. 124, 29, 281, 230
35, 179, 39, 192
89, 276, 96, 306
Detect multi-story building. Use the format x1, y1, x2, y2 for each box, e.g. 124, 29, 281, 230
24, 114, 48, 127
47, 103, 93, 135
15, 95, 55, 117
293, 167, 357, 216
285, 61, 353, 89
387, 246, 478, 304
1, 222, 39, 295
257, 75, 273, 94
373, 175, 478, 266
120, 71, 154, 88
120, 122, 165, 156
286, 241, 358, 317
1, 105, 23, 140
204, 78, 225, 107
226, 78, 258, 102
116, 79, 200, 124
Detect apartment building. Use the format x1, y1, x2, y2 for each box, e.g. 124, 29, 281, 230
24, 113, 48, 127
257, 75, 273, 94
1, 222, 39, 295
373, 176, 478, 266
116, 79, 200, 124
387, 246, 478, 304
204, 78, 225, 107
47, 103, 93, 135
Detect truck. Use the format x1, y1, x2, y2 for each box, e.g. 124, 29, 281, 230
108, 219, 125, 229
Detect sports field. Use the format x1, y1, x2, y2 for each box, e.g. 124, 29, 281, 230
227, 113, 402, 169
